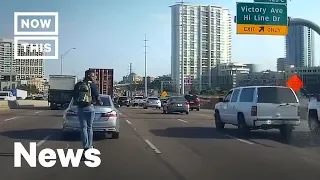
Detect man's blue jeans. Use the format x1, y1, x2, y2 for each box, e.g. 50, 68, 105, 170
77, 105, 95, 149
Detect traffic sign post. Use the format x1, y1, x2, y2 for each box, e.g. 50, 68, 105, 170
236, 2, 288, 36
254, 0, 287, 4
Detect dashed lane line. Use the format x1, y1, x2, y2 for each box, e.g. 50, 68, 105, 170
177, 119, 188, 123
126, 119, 132, 124
4, 117, 19, 122
37, 135, 52, 146
224, 134, 254, 145
144, 139, 161, 154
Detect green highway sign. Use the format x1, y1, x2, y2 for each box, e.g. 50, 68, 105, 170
254, 0, 287, 4
236, 2, 287, 25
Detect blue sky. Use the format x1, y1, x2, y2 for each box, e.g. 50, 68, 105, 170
0, 0, 319, 81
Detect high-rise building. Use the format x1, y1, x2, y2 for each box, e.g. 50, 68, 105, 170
277, 57, 288, 71
0, 39, 44, 82
285, 26, 315, 68
171, 4, 232, 92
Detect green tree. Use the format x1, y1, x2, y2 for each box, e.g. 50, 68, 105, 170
17, 84, 39, 94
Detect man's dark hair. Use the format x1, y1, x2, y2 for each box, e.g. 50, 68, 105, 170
85, 69, 94, 79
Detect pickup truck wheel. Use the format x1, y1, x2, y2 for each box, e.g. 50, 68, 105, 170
196, 108, 200, 111
279, 125, 293, 141
237, 114, 250, 137
308, 114, 320, 136
214, 111, 225, 130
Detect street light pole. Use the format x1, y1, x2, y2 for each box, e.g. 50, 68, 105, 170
144, 35, 148, 98
60, 48, 76, 75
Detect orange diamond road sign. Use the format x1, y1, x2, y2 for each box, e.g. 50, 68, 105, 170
286, 74, 303, 92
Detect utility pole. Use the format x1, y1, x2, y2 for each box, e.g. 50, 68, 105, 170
144, 34, 148, 98
129, 63, 132, 97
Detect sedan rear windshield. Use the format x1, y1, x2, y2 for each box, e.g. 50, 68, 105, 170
185, 95, 197, 101
148, 98, 159, 100
118, 97, 127, 100
100, 97, 112, 106
72, 96, 112, 106
257, 87, 298, 103
170, 97, 186, 101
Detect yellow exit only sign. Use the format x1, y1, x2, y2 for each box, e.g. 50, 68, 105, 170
236, 24, 288, 36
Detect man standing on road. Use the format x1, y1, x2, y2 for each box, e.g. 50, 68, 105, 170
72, 69, 102, 159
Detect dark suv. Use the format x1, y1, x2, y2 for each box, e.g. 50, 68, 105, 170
184, 94, 200, 111
116, 96, 129, 106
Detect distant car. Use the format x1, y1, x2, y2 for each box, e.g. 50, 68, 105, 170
62, 94, 120, 139
116, 96, 129, 106
184, 94, 200, 111
143, 97, 161, 109
0, 91, 17, 101
163, 96, 189, 114
131, 96, 145, 106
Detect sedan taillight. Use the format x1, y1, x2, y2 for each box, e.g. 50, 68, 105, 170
102, 111, 117, 117
66, 110, 77, 116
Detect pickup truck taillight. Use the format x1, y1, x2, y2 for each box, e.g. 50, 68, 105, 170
251, 106, 257, 116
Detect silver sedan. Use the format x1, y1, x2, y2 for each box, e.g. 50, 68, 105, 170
143, 97, 161, 109
62, 94, 120, 139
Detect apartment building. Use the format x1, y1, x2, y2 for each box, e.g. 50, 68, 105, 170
211, 63, 250, 90
29, 78, 47, 92
0, 39, 44, 83
285, 26, 315, 68
277, 57, 289, 71
171, 4, 232, 92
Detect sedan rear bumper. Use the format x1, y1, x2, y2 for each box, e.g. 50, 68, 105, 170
63, 119, 119, 132
63, 126, 117, 132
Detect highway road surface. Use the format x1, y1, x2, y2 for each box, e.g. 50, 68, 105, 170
0, 107, 320, 180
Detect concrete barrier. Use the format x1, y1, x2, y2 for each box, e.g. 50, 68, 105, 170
17, 100, 49, 107
0, 101, 9, 110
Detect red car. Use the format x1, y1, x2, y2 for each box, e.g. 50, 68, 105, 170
184, 94, 200, 111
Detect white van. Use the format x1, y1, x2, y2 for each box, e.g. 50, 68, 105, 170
0, 91, 17, 101
214, 86, 300, 139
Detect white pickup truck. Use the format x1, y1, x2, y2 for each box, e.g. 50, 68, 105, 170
131, 96, 145, 107
307, 96, 320, 135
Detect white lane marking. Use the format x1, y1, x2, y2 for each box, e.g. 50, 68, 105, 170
144, 139, 161, 154
225, 135, 254, 145
197, 114, 212, 118
126, 120, 132, 124
4, 117, 18, 122
177, 119, 188, 123
34, 111, 42, 114
37, 135, 51, 146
